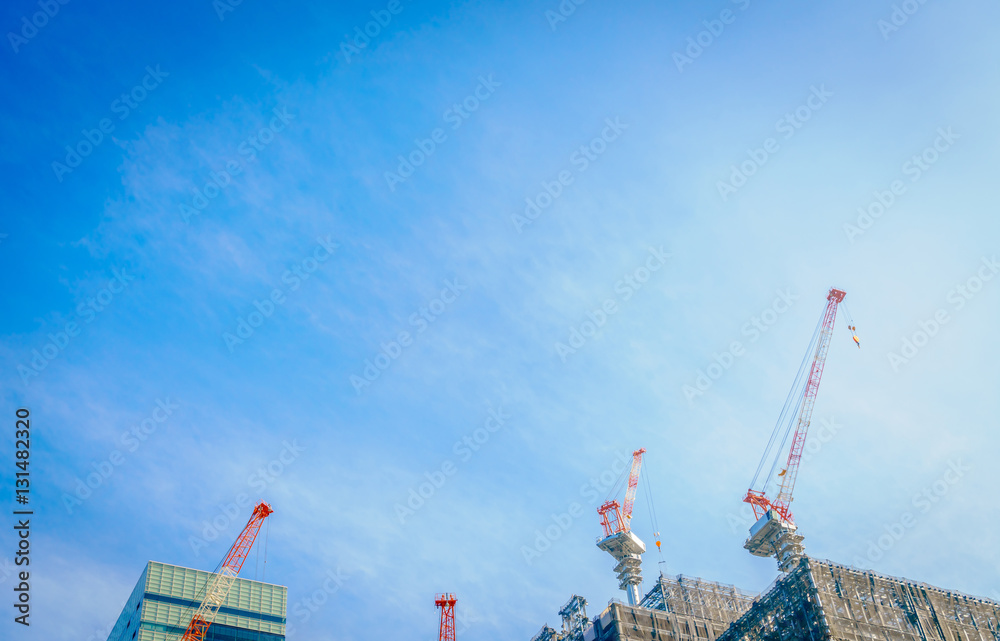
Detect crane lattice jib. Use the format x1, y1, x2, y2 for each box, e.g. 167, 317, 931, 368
436, 593, 457, 641
621, 448, 646, 528
181, 501, 274, 641
772, 289, 844, 522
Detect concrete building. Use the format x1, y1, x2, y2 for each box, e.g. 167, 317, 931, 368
106, 561, 286, 641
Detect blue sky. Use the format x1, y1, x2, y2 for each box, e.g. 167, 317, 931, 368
1, 0, 999, 639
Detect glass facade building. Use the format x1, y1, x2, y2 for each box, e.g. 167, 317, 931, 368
106, 561, 287, 641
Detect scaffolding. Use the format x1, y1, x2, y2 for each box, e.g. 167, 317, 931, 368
579, 574, 756, 641
536, 559, 1000, 641
640, 574, 757, 623
718, 558, 1000, 641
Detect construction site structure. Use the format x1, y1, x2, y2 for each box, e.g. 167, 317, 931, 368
532, 597, 592, 641
436, 593, 458, 641
560, 595, 590, 640
744, 288, 852, 572
530, 558, 1000, 641
597, 449, 648, 605
719, 557, 1000, 641
531, 572, 755, 641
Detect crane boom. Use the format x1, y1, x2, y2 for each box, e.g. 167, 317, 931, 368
181, 501, 273, 641
621, 448, 645, 524
597, 448, 645, 537
596, 448, 648, 605
742, 287, 856, 572
744, 288, 845, 523
771, 288, 843, 518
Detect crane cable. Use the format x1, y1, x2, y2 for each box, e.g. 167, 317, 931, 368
262, 517, 270, 583
764, 312, 824, 490
603, 456, 631, 503
841, 302, 861, 348
749, 311, 823, 493
640, 458, 663, 563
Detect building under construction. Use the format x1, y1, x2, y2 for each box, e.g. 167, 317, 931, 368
530, 289, 998, 641
532, 557, 1000, 641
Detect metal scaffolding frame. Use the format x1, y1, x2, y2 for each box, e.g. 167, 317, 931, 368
536, 559, 1000, 641
582, 574, 757, 641
718, 558, 1000, 641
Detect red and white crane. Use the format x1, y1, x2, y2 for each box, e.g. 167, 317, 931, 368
743, 287, 856, 571
597, 448, 648, 605
598, 448, 646, 538
181, 501, 273, 641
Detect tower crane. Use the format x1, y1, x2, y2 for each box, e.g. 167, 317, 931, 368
597, 448, 646, 605
180, 501, 273, 641
743, 287, 856, 572
435, 593, 457, 641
